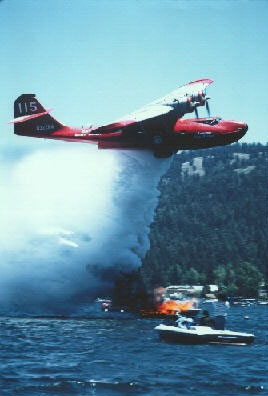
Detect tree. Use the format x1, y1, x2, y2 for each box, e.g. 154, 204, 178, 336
142, 143, 267, 292
235, 262, 264, 297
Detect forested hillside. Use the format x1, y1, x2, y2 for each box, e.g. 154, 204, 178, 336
141, 143, 267, 297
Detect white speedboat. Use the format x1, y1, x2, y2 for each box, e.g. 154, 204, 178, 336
155, 320, 254, 345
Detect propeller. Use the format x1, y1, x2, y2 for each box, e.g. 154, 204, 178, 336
205, 100, 211, 117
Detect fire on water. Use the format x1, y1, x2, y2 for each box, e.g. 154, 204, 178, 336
157, 299, 196, 315
140, 299, 199, 318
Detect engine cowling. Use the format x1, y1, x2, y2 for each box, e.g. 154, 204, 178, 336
186, 91, 207, 113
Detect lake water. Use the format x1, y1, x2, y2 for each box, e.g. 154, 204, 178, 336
0, 306, 267, 395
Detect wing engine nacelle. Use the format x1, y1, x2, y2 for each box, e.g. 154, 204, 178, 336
186, 91, 208, 112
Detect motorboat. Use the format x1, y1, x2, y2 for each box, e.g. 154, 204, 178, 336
155, 317, 254, 345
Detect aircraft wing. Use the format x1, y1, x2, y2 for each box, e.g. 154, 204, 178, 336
116, 103, 173, 123
116, 78, 213, 123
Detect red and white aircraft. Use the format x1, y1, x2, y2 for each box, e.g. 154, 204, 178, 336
11, 79, 247, 157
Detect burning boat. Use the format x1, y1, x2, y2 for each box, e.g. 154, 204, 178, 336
96, 282, 200, 318
140, 299, 200, 318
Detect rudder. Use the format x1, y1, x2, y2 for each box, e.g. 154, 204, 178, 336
12, 94, 63, 136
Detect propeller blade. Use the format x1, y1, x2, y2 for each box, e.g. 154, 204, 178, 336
194, 107, 199, 118
206, 100, 211, 117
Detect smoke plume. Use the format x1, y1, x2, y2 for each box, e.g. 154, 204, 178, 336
0, 143, 171, 314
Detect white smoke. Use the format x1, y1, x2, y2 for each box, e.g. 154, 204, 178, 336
0, 143, 171, 314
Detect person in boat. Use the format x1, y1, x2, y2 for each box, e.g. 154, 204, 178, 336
176, 315, 193, 329
199, 309, 214, 327
212, 292, 230, 330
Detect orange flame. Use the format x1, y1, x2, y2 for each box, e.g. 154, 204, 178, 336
157, 299, 195, 314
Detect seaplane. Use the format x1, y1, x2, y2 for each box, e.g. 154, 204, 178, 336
10, 79, 247, 158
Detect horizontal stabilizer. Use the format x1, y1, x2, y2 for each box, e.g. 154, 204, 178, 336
9, 109, 53, 124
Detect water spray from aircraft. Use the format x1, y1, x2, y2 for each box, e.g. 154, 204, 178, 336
0, 143, 171, 315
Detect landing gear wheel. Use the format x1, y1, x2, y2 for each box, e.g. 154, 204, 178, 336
153, 135, 163, 145
152, 135, 173, 157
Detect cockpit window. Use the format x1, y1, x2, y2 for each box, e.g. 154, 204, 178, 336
209, 119, 218, 125
195, 117, 222, 125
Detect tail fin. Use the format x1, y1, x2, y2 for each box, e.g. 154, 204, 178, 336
11, 94, 63, 136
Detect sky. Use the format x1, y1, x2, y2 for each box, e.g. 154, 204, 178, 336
0, 0, 268, 144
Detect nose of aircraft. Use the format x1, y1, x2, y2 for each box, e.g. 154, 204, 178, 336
237, 123, 248, 138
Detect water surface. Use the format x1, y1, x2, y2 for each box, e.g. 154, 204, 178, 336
0, 306, 267, 395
